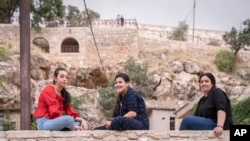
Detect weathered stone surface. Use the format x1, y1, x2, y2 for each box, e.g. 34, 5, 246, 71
0, 131, 230, 141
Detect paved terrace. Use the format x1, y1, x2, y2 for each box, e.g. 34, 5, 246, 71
0, 130, 229, 141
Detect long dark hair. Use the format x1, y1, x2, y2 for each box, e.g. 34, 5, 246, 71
53, 67, 71, 107
199, 72, 216, 88
113, 73, 130, 117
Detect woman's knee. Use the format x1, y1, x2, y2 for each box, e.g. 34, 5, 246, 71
182, 115, 194, 123
61, 115, 75, 123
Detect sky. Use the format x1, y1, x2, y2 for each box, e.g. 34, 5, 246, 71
63, 0, 250, 31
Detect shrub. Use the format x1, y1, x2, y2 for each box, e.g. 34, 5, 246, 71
232, 97, 250, 125
0, 44, 8, 93
0, 43, 10, 61
71, 96, 86, 110
215, 50, 236, 72
3, 109, 15, 131
124, 57, 154, 98
0, 76, 5, 87
98, 76, 117, 117
30, 122, 37, 130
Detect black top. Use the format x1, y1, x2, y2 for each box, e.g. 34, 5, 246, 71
194, 87, 233, 130
118, 87, 149, 129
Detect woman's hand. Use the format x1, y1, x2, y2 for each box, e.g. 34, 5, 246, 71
75, 125, 83, 131
104, 121, 111, 129
80, 119, 89, 130
75, 117, 89, 130
214, 126, 223, 137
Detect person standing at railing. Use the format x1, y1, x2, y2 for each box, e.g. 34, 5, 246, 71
116, 14, 121, 26
121, 15, 124, 26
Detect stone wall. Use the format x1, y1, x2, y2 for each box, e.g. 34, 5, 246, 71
0, 22, 227, 68
0, 130, 229, 141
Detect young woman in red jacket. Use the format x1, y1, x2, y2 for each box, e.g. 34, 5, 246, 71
33, 67, 89, 131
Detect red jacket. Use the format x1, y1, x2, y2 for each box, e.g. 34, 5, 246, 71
33, 85, 78, 119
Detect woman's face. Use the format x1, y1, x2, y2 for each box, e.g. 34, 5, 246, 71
54, 70, 68, 88
199, 75, 213, 94
115, 77, 129, 95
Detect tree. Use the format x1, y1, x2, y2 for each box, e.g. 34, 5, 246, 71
169, 21, 189, 41
31, 0, 65, 31
83, 9, 100, 20
223, 19, 250, 55
0, 0, 100, 30
65, 5, 82, 27
65, 6, 100, 27
0, 0, 19, 23
0, 0, 64, 31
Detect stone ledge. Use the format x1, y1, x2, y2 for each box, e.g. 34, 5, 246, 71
0, 130, 229, 141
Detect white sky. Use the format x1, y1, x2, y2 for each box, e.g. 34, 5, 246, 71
63, 0, 250, 31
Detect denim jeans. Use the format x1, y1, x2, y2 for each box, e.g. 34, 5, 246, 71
36, 115, 80, 131
94, 116, 148, 130
179, 115, 216, 130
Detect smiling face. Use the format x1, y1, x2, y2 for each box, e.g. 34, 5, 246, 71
115, 77, 129, 96
199, 75, 213, 95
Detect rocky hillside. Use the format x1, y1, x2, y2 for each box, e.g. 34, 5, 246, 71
0, 30, 250, 129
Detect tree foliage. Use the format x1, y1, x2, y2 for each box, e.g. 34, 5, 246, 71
65, 6, 100, 27
223, 19, 250, 55
0, 0, 19, 23
84, 9, 100, 20
169, 21, 189, 41
31, 0, 65, 31
0, 0, 100, 31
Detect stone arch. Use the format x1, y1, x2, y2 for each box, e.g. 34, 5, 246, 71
61, 37, 79, 53
32, 37, 49, 53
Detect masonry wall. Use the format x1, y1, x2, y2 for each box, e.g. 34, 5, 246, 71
0, 130, 230, 141
0, 23, 226, 68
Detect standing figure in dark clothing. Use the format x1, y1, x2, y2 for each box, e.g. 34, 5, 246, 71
94, 73, 149, 130
179, 72, 233, 137
120, 15, 124, 26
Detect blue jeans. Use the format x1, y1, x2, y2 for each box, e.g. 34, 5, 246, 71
179, 115, 216, 130
36, 115, 80, 131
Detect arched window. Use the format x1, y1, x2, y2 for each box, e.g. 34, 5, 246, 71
32, 37, 49, 53
61, 38, 79, 53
